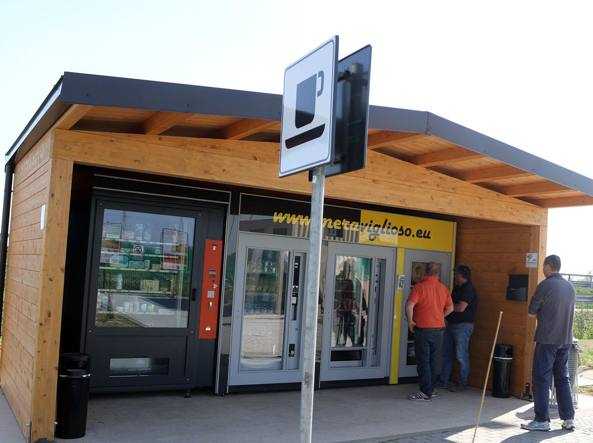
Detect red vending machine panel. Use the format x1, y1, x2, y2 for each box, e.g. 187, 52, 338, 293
198, 239, 223, 340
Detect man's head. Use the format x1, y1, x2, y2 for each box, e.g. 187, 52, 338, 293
454, 265, 471, 286
543, 254, 561, 277
425, 262, 441, 278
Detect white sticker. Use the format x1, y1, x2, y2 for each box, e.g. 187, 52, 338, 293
40, 204, 46, 230
526, 252, 538, 268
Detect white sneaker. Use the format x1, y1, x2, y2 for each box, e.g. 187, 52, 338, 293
562, 419, 575, 431
521, 420, 550, 431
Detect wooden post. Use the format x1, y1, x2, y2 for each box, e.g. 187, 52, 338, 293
29, 155, 73, 442
523, 220, 547, 396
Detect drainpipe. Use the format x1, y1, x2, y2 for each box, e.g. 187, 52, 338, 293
0, 161, 14, 332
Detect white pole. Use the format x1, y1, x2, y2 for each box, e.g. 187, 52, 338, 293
300, 165, 326, 443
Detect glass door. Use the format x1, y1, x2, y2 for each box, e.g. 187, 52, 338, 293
229, 234, 307, 386
96, 208, 194, 329
320, 243, 395, 381
85, 198, 209, 390
398, 249, 452, 378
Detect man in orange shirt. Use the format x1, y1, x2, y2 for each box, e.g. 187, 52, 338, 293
406, 262, 454, 401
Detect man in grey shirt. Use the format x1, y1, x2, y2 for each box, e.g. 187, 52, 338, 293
521, 255, 576, 432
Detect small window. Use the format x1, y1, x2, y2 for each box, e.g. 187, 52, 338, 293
109, 357, 169, 377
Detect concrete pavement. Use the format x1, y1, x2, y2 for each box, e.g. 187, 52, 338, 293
0, 384, 591, 442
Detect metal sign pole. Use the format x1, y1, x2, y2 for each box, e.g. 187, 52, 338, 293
300, 165, 326, 443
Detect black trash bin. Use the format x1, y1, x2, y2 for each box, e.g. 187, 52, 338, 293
55, 353, 91, 439
492, 344, 513, 398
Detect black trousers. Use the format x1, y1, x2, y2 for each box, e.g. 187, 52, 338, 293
414, 328, 444, 396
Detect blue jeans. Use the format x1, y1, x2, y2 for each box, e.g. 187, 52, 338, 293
414, 328, 444, 396
532, 343, 575, 422
440, 322, 474, 386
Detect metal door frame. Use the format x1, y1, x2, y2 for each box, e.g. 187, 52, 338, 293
398, 249, 452, 378
229, 233, 309, 386
320, 242, 395, 381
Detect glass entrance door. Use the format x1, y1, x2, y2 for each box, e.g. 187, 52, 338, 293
320, 243, 395, 381
229, 234, 307, 385
398, 250, 452, 378
84, 197, 222, 390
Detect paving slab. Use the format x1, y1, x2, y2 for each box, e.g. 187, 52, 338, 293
1, 384, 591, 442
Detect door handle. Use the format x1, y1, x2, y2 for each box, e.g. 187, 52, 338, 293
191, 288, 197, 302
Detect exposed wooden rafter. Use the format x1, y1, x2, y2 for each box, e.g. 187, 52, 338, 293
501, 180, 570, 197
526, 194, 593, 208
54, 104, 91, 130
367, 131, 423, 149
142, 111, 191, 135
221, 118, 277, 140
460, 164, 532, 183
411, 147, 482, 167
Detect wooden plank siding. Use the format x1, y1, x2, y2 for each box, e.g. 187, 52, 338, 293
455, 218, 546, 396
0, 134, 52, 438
0, 132, 73, 441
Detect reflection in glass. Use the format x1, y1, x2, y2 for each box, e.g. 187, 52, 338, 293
95, 209, 194, 328
332, 256, 371, 351
241, 249, 289, 370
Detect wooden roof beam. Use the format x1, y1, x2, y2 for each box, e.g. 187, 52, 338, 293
411, 147, 482, 167
501, 180, 571, 197
527, 195, 593, 208
54, 104, 91, 130
459, 164, 532, 183
367, 131, 423, 149
221, 118, 277, 140
143, 111, 191, 135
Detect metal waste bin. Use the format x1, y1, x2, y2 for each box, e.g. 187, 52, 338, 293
551, 339, 580, 408
55, 353, 91, 439
492, 344, 513, 398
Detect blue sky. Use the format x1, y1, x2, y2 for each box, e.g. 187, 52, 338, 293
1, 0, 592, 272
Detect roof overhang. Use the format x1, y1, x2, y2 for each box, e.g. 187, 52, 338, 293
6, 72, 593, 208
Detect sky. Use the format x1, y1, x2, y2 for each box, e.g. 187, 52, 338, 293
1, 0, 592, 273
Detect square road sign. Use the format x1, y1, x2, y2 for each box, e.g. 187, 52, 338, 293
279, 37, 339, 177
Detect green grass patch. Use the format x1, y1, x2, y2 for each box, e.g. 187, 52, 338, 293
576, 287, 593, 296
581, 348, 593, 369
574, 309, 593, 339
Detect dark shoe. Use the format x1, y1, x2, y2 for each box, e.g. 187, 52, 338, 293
408, 391, 431, 401
430, 390, 440, 399
448, 383, 467, 392
521, 420, 550, 431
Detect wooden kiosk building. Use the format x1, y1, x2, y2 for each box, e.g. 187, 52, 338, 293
2, 73, 593, 442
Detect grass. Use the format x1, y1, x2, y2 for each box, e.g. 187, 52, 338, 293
581, 348, 593, 369
576, 287, 593, 296
574, 308, 593, 339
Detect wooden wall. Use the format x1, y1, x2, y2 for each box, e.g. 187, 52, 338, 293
456, 218, 545, 396
0, 133, 73, 441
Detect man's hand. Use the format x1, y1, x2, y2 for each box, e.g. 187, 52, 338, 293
408, 320, 416, 333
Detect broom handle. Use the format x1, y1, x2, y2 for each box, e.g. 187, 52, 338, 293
472, 311, 503, 443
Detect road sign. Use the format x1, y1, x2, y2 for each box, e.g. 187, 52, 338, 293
279, 37, 339, 177
324, 45, 372, 177
279, 37, 371, 443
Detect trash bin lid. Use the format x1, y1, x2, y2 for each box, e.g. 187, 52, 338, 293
494, 343, 513, 358
59, 368, 91, 379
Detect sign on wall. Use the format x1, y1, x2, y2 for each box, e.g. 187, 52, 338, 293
238, 195, 456, 253
526, 252, 539, 268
